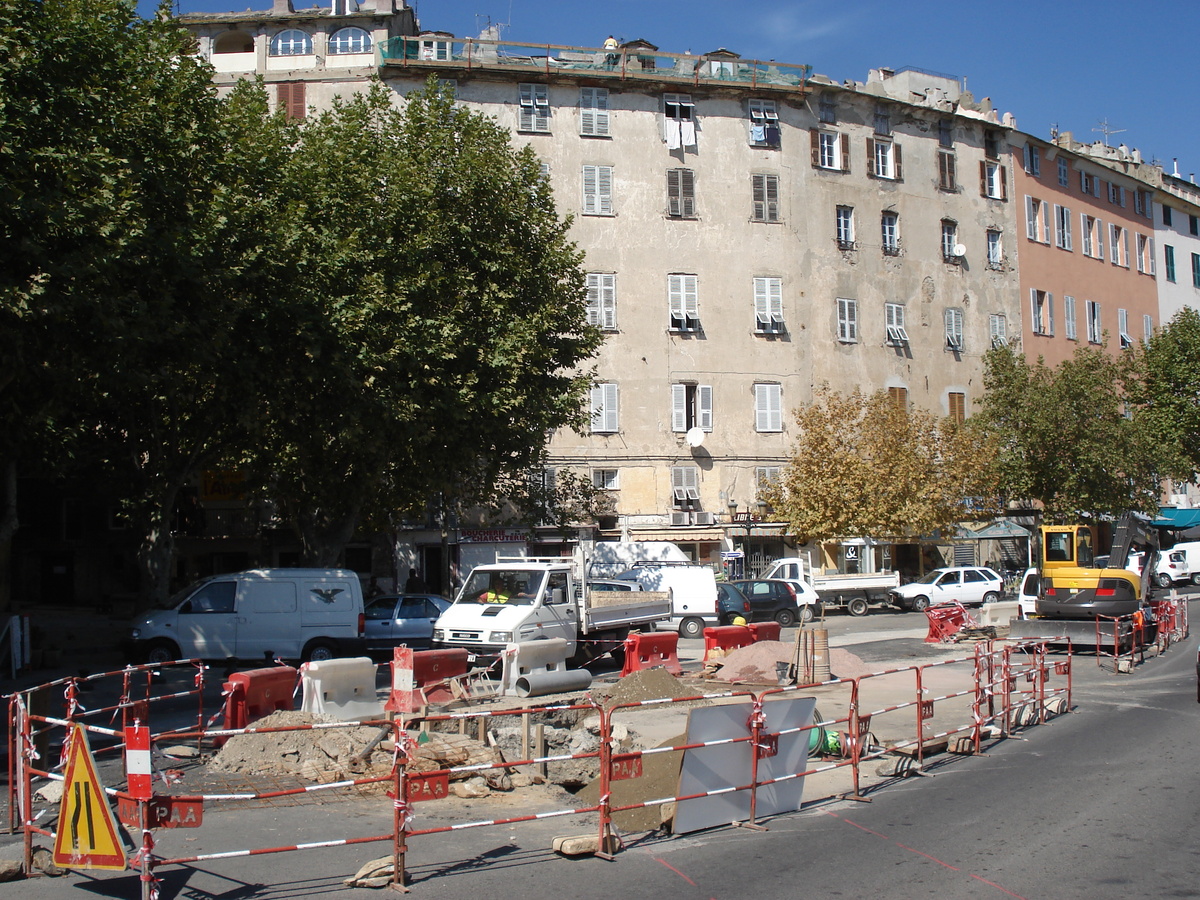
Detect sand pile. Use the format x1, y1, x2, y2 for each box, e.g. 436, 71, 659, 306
711, 641, 873, 684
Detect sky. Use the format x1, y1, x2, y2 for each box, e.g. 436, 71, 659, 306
153, 0, 1200, 180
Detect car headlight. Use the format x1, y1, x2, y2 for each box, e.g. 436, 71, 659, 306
130, 628, 141, 639
432, 629, 444, 642
490, 631, 513, 643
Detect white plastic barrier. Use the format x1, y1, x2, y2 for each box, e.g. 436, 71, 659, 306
500, 639, 571, 697
977, 601, 1021, 628
300, 657, 384, 721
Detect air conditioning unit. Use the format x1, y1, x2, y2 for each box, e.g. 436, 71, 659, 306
670, 511, 689, 527
692, 511, 715, 526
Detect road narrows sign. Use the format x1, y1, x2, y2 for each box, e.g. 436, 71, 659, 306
52, 725, 127, 870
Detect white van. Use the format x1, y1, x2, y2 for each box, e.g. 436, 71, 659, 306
129, 569, 366, 664
616, 563, 719, 639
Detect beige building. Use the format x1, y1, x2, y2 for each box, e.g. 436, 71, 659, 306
182, 2, 1028, 580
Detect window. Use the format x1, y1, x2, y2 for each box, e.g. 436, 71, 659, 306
276, 82, 306, 120
886, 303, 909, 345
986, 229, 1003, 269
873, 108, 891, 136
948, 392, 966, 424
1057, 157, 1069, 186
836, 298, 857, 342
938, 150, 957, 191
984, 130, 1001, 159
419, 38, 451, 60
1163, 205, 1173, 227
518, 83, 551, 133
812, 130, 849, 172
663, 93, 696, 148
1031, 289, 1054, 336
941, 219, 959, 262
581, 165, 613, 215
591, 382, 618, 433
868, 137, 901, 180
1192, 215, 1199, 237
1054, 204, 1073, 250
1086, 300, 1101, 344
938, 119, 953, 148
668, 274, 699, 331
328, 26, 372, 54
754, 383, 782, 432
1134, 190, 1150, 217
1165, 244, 1176, 282
1107, 182, 1126, 206
748, 99, 780, 147
1144, 314, 1154, 341
667, 168, 696, 218
671, 384, 712, 432
836, 206, 855, 249
270, 29, 312, 56
944, 308, 964, 350
753, 277, 784, 333
1081, 214, 1102, 259
755, 467, 781, 496
579, 87, 610, 136
332, 0, 358, 14
670, 466, 701, 509
1080, 171, 1099, 196
1025, 196, 1050, 243
989, 314, 1007, 347
751, 174, 779, 222
1064, 295, 1077, 340
586, 273, 616, 330
880, 211, 899, 255
592, 469, 619, 490
1136, 234, 1155, 275
818, 97, 837, 124
1109, 223, 1129, 267
888, 386, 908, 410
981, 161, 1007, 199
1023, 144, 1041, 177
1117, 309, 1132, 349
1193, 252, 1200, 289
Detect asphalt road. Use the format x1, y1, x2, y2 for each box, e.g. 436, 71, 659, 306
3, 594, 1197, 899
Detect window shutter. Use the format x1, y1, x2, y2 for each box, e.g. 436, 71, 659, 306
1026, 196, 1037, 240
893, 143, 903, 180
519, 83, 534, 131
667, 169, 681, 216
1000, 165, 1007, 200
602, 383, 618, 432
600, 274, 616, 329
598, 166, 612, 214
698, 385, 713, 431
1063, 207, 1072, 251
764, 174, 778, 221
840, 133, 850, 172
810, 129, 820, 167
1047, 293, 1055, 335
1096, 219, 1104, 261
754, 278, 769, 328
582, 166, 597, 214
680, 168, 695, 217
865, 138, 876, 178
980, 161, 988, 197
1122, 229, 1129, 266
1040, 201, 1050, 244
752, 174, 766, 220
1149, 238, 1156, 276
671, 384, 687, 432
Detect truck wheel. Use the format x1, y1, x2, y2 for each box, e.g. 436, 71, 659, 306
912, 595, 930, 613
848, 597, 869, 617
776, 608, 798, 628
303, 641, 337, 663
144, 640, 179, 666
679, 617, 704, 640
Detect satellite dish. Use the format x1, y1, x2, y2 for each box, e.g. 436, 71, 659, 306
953, 243, 967, 257
685, 427, 705, 448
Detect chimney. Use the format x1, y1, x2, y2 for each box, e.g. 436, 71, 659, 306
272, 0, 294, 12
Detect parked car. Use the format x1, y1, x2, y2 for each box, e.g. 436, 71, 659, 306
716, 582, 752, 625
1016, 567, 1039, 619
729, 578, 820, 626
1154, 550, 1190, 588
363, 593, 452, 653
888, 566, 1003, 612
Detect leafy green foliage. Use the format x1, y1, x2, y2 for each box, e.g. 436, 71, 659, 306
1128, 306, 1200, 483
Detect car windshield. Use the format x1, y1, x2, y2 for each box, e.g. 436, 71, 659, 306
914, 570, 944, 585
458, 569, 544, 606
160, 578, 211, 610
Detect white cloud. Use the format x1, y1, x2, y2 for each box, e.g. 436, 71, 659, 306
746, 3, 861, 49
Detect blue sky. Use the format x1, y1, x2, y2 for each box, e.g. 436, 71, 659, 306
156, 0, 1199, 179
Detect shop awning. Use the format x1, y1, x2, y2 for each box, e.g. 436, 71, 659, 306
1153, 507, 1200, 529
627, 529, 727, 542
960, 520, 1033, 541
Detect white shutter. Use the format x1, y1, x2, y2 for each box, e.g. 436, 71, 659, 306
1047, 293, 1054, 335
671, 384, 687, 432
1040, 200, 1050, 244
1149, 237, 1156, 276
1081, 212, 1091, 256
579, 87, 609, 136
1122, 229, 1129, 267
755, 383, 781, 432
1025, 196, 1037, 240
582, 166, 598, 214
1109, 223, 1118, 262
698, 385, 713, 432
1062, 207, 1072, 250
1095, 219, 1104, 261
591, 383, 618, 433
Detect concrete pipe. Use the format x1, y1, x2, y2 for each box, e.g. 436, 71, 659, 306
514, 669, 593, 698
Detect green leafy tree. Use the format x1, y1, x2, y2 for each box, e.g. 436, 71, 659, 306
240, 81, 601, 564
761, 388, 999, 544
976, 344, 1162, 522
1129, 306, 1200, 483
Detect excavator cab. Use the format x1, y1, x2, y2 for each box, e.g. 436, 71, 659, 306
1036, 515, 1156, 620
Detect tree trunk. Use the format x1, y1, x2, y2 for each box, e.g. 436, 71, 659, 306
0, 460, 18, 613
298, 505, 361, 568
133, 485, 180, 609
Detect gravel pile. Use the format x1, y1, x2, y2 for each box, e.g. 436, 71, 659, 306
712, 641, 873, 684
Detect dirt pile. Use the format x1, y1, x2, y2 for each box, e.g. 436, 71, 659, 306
710, 641, 873, 684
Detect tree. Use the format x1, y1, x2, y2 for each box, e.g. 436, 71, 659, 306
760, 388, 999, 544
239, 81, 601, 564
976, 344, 1162, 523
1129, 306, 1200, 483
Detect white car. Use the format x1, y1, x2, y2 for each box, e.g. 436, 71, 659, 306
1016, 567, 1040, 618
888, 566, 1004, 612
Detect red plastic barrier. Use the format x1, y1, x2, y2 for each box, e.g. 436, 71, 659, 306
923, 602, 977, 643
703, 625, 755, 662
748, 622, 782, 643
223, 665, 298, 732
620, 632, 682, 677
412, 649, 470, 704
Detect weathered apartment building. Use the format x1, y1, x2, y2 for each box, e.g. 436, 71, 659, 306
164, 0, 1190, 587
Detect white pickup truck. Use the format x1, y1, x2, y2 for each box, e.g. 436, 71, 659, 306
763, 558, 900, 617
432, 561, 670, 664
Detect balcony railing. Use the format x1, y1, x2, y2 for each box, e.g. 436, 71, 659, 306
379, 37, 811, 92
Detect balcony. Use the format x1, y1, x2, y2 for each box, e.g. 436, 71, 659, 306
378, 37, 811, 93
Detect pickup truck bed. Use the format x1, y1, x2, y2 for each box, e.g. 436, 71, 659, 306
581, 591, 671, 633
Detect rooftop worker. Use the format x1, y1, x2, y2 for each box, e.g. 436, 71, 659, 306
603, 34, 619, 67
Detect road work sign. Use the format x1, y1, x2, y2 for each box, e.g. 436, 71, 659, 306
52, 725, 127, 870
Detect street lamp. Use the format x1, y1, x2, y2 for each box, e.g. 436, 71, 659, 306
756, 499, 767, 521
727, 499, 738, 522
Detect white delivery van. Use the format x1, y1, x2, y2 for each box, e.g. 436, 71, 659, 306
586, 541, 690, 580
616, 563, 719, 639
129, 569, 366, 664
